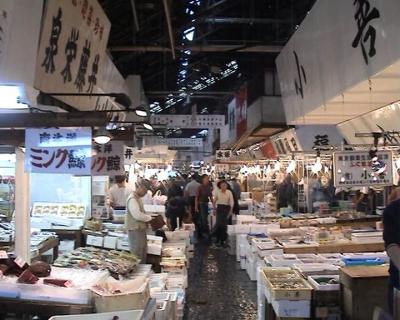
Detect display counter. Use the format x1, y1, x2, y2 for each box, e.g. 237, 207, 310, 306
283, 241, 385, 255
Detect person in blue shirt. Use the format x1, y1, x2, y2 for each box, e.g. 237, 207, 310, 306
383, 198, 400, 315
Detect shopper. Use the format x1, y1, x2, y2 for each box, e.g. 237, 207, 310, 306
277, 174, 297, 211
229, 177, 242, 201
107, 175, 134, 208
211, 180, 234, 247
383, 197, 400, 315
227, 182, 240, 224
125, 181, 153, 263
167, 181, 184, 201
166, 196, 188, 231
195, 174, 214, 238
184, 174, 201, 232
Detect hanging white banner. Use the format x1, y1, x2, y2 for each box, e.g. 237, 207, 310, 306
34, 0, 112, 111
25, 127, 92, 175
91, 141, 125, 176
151, 114, 225, 129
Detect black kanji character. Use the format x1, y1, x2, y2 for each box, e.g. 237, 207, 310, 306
42, 8, 62, 74
74, 39, 91, 92
92, 156, 106, 172
53, 133, 63, 140
103, 143, 112, 153
314, 135, 329, 147
39, 132, 51, 144
66, 132, 77, 140
61, 28, 79, 83
106, 156, 121, 171
352, 0, 380, 65
93, 144, 101, 153
124, 148, 133, 160
68, 150, 86, 169
87, 54, 99, 93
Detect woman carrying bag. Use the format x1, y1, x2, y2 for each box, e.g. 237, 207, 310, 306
211, 180, 234, 248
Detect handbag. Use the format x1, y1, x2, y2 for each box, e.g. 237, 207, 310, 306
149, 214, 166, 231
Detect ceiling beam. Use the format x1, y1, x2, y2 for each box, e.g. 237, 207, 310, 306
146, 90, 234, 96
162, 0, 176, 60
0, 112, 109, 128
110, 44, 282, 53
203, 17, 292, 24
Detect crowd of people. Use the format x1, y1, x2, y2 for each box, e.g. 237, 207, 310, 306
143, 173, 242, 248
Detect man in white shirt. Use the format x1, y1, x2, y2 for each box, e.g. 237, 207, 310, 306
107, 175, 134, 208
126, 181, 153, 263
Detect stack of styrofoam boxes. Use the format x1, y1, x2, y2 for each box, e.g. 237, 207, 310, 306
248, 238, 276, 281
261, 268, 312, 319
265, 254, 302, 268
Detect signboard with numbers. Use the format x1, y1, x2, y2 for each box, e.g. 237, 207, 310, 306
25, 128, 92, 175
34, 0, 112, 111
91, 141, 125, 176
333, 151, 393, 188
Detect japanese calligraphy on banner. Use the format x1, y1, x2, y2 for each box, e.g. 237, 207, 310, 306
92, 141, 125, 176
333, 151, 393, 188
270, 129, 300, 155
216, 150, 232, 160
151, 115, 225, 129
34, 0, 111, 111
25, 128, 92, 175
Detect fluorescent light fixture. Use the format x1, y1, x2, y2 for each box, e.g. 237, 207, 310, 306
134, 106, 148, 117
143, 123, 154, 131
0, 85, 28, 109
93, 128, 111, 145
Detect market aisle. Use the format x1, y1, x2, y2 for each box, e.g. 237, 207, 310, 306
184, 241, 257, 320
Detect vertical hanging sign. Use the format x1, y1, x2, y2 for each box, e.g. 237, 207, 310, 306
236, 85, 247, 139
91, 141, 125, 176
25, 128, 92, 174
34, 0, 111, 111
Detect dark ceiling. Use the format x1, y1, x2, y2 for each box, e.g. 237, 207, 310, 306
99, 0, 316, 117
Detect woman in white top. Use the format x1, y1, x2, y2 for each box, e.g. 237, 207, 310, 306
211, 180, 234, 247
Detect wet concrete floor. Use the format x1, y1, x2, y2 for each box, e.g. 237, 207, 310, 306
184, 241, 257, 320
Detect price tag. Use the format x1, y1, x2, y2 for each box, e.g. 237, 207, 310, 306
14, 256, 26, 268
0, 250, 8, 259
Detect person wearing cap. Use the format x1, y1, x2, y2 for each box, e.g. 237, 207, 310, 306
125, 181, 153, 263
107, 175, 134, 208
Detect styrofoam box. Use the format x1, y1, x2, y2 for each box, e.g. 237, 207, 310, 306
117, 237, 130, 251
266, 254, 301, 268
293, 263, 340, 276
103, 236, 117, 249
252, 238, 274, 253
235, 224, 251, 234
247, 257, 257, 281
19, 283, 91, 304
86, 235, 104, 247
49, 310, 144, 320
236, 215, 258, 223
257, 248, 284, 259
308, 275, 340, 291
271, 299, 310, 318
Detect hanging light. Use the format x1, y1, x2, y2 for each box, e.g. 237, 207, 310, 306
143, 123, 154, 131
286, 155, 296, 174
93, 128, 111, 145
312, 151, 322, 174
134, 106, 148, 117
275, 158, 281, 171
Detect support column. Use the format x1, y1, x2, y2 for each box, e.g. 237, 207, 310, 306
14, 148, 30, 263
